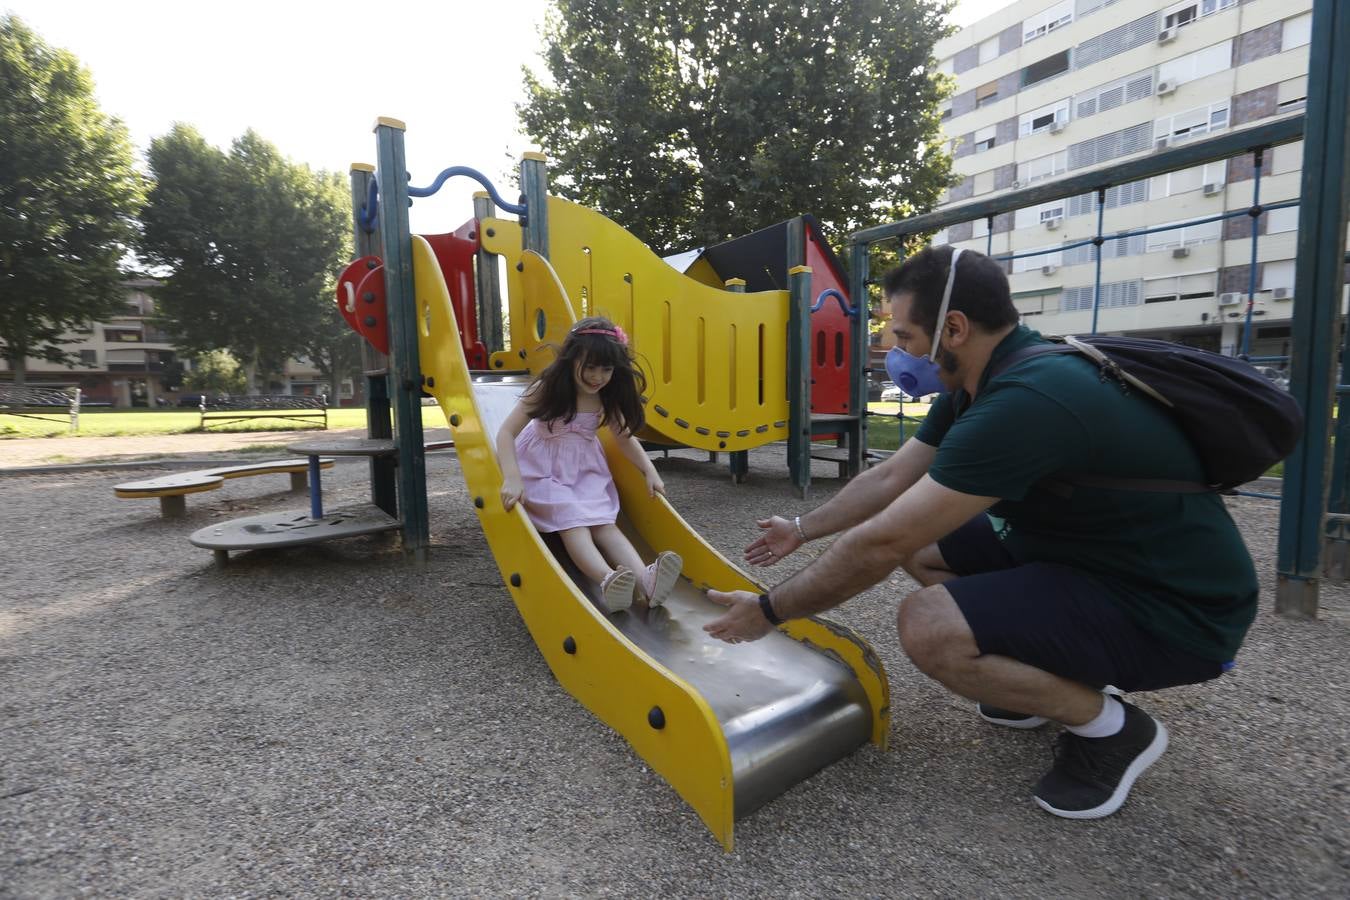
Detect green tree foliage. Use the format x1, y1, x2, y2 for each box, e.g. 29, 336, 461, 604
140, 126, 357, 393
519, 0, 955, 255
183, 349, 246, 397
0, 15, 144, 383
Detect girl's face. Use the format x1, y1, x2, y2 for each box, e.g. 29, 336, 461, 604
574, 359, 614, 396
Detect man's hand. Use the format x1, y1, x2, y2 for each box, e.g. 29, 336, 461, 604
703, 590, 775, 643
743, 516, 804, 567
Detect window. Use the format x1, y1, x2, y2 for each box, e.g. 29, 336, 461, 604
1074, 70, 1153, 120
1158, 41, 1232, 88
1019, 99, 1071, 136
974, 124, 997, 153
1155, 102, 1229, 145
79, 350, 98, 365
104, 328, 142, 343
1012, 245, 1063, 273
930, 227, 950, 245
1024, 1, 1074, 43
1015, 200, 1067, 230
1262, 259, 1297, 292
1149, 162, 1226, 197
1200, 0, 1237, 14
1282, 12, 1312, 51
938, 57, 955, 76
1164, 3, 1197, 30
1146, 219, 1221, 252
979, 36, 1000, 66
1023, 50, 1071, 87
1076, 0, 1120, 16
1018, 150, 1068, 184
1067, 121, 1153, 169
939, 99, 953, 121
1145, 273, 1217, 303
1067, 180, 1150, 217
973, 217, 990, 239
1074, 13, 1158, 70
1266, 206, 1299, 234
973, 170, 995, 194
1062, 280, 1142, 311
975, 80, 1000, 108
1272, 140, 1303, 175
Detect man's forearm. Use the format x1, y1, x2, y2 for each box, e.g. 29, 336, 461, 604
798, 442, 931, 540
767, 518, 902, 620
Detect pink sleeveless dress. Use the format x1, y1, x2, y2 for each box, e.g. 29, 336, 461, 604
514, 412, 620, 533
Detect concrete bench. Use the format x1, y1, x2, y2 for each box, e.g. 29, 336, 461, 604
195, 395, 327, 431
114, 458, 335, 518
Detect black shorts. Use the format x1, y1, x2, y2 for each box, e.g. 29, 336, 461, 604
937, 515, 1225, 693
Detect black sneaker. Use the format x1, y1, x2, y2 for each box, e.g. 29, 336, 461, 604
977, 703, 1049, 729
1034, 699, 1169, 819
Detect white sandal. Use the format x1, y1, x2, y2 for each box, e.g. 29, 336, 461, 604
641, 551, 683, 608
599, 567, 636, 613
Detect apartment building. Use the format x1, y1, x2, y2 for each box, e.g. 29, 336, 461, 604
928, 0, 1315, 362
0, 280, 339, 407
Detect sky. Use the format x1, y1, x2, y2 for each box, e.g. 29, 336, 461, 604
5, 0, 1012, 233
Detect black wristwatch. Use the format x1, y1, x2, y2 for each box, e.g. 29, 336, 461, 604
758, 592, 784, 626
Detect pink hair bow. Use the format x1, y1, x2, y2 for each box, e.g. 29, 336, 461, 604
573, 325, 629, 346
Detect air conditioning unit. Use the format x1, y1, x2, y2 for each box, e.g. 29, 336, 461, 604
1272, 287, 1292, 300
1202, 182, 1223, 196
1156, 79, 1177, 96
1158, 26, 1178, 44
1010, 179, 1022, 189
1218, 292, 1243, 307
1049, 119, 1067, 134
1172, 247, 1191, 258
1041, 264, 1059, 275
1043, 216, 1064, 230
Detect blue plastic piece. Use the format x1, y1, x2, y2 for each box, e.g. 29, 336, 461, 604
810, 288, 857, 317
358, 167, 528, 234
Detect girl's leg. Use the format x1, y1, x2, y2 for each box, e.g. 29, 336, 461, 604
559, 527, 613, 582
591, 524, 646, 576
561, 526, 634, 612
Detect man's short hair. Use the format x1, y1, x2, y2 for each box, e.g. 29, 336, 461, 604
882, 245, 1018, 337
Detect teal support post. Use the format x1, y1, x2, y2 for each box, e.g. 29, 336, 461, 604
520, 152, 549, 257
787, 260, 813, 498
1276, 0, 1350, 617
1241, 149, 1265, 358
373, 119, 429, 563
724, 278, 750, 484
349, 163, 397, 517
848, 240, 870, 476
1090, 188, 1106, 335
472, 192, 504, 357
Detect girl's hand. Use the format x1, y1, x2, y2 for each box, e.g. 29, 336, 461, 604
500, 477, 524, 511
645, 469, 666, 498
743, 516, 803, 567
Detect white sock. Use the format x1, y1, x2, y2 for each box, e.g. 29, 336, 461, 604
1066, 694, 1125, 739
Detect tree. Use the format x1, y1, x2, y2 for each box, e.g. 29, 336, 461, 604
140, 126, 354, 393
183, 349, 246, 397
519, 0, 955, 255
0, 15, 144, 383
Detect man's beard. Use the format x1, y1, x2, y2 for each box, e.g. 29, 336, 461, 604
936, 345, 959, 376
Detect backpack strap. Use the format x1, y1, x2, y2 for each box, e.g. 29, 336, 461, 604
985, 339, 1217, 495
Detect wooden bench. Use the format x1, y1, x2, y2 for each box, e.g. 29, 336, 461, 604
195, 395, 328, 431
114, 458, 335, 518
0, 384, 82, 432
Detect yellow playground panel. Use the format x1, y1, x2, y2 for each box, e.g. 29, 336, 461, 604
483, 197, 793, 453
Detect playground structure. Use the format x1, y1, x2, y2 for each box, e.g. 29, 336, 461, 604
224, 121, 887, 851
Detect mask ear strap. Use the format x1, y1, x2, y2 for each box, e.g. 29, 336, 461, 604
929, 247, 964, 362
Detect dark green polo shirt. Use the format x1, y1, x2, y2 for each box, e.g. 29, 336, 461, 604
915, 326, 1258, 661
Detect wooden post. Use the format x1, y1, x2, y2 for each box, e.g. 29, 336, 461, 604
350, 162, 397, 517
473, 191, 504, 355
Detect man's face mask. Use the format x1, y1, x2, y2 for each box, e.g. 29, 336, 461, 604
884, 248, 964, 398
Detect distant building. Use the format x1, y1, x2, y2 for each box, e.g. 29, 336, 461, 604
876, 0, 1324, 370
0, 280, 341, 407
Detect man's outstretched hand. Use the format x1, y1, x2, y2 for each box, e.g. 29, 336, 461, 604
743, 516, 803, 567
703, 589, 775, 643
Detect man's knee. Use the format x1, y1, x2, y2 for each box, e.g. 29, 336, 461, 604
897, 585, 971, 673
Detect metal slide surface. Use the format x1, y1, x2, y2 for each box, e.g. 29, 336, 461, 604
413, 235, 889, 849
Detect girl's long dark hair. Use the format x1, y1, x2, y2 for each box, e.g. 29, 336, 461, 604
526, 316, 647, 435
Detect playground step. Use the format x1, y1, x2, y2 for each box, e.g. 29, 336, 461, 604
188, 503, 401, 567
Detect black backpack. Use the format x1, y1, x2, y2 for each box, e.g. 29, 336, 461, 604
988, 335, 1305, 493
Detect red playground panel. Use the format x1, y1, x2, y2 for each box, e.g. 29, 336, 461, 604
422, 219, 488, 370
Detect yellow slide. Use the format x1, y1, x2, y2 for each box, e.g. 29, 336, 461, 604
482, 198, 794, 454
414, 235, 888, 850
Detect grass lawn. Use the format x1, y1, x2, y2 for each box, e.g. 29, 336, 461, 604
0, 406, 450, 439
865, 402, 928, 451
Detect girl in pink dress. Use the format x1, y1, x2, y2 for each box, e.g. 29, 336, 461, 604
496, 316, 683, 613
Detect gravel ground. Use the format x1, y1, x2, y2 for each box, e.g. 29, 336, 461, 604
1, 443, 1347, 898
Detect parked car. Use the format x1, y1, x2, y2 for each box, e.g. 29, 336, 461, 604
880, 383, 905, 402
